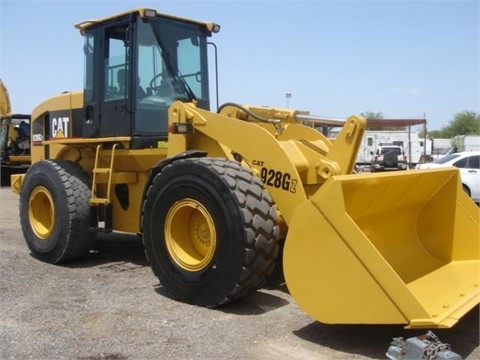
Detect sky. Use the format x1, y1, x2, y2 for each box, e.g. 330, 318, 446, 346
0, 0, 478, 131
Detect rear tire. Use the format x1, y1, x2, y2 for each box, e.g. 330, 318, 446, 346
142, 158, 279, 307
20, 160, 94, 263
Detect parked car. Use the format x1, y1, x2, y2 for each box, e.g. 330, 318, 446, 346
415, 151, 480, 203
371, 144, 408, 172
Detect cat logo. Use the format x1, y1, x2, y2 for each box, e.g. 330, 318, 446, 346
52, 117, 70, 138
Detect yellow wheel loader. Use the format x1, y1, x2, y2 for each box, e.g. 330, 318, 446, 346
11, 8, 479, 328
0, 79, 31, 185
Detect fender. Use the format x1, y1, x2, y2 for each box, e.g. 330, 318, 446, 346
139, 150, 207, 231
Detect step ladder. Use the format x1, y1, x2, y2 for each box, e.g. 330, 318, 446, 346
90, 143, 118, 232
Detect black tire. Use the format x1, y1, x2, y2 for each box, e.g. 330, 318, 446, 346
142, 158, 279, 307
383, 151, 398, 167
19, 160, 94, 263
462, 184, 471, 198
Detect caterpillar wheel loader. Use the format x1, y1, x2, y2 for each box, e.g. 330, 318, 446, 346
11, 8, 479, 329
0, 78, 31, 185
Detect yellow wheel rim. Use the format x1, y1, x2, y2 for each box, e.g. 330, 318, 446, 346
165, 199, 216, 272
28, 186, 55, 240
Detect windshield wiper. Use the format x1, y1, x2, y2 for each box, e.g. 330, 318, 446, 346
162, 52, 197, 102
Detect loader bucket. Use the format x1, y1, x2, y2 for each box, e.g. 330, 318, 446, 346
283, 168, 480, 328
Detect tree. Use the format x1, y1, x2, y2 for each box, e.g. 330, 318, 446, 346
361, 111, 384, 120
428, 110, 479, 138
443, 111, 479, 137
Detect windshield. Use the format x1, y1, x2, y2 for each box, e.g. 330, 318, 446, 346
135, 16, 210, 133
433, 153, 461, 164
137, 17, 209, 105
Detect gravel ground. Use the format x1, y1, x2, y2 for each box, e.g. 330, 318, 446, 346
0, 186, 478, 360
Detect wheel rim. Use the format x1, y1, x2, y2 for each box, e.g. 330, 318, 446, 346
165, 198, 216, 272
28, 186, 55, 239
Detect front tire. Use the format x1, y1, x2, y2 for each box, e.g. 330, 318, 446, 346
20, 160, 94, 263
142, 158, 279, 307
462, 184, 471, 198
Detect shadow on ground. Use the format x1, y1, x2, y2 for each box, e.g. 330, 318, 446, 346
68, 232, 148, 268
61, 232, 479, 359
293, 306, 479, 359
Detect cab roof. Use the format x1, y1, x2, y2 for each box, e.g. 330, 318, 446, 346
74, 8, 220, 35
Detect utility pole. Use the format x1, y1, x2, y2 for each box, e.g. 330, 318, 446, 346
285, 93, 292, 108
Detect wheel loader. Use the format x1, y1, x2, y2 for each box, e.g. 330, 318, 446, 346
10, 8, 479, 329
0, 78, 31, 185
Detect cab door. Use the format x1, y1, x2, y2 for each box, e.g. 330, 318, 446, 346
100, 24, 133, 137
83, 18, 133, 138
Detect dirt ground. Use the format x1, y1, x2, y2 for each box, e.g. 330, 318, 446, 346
0, 186, 478, 360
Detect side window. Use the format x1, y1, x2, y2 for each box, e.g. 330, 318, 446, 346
83, 34, 94, 102
104, 26, 129, 102
453, 158, 467, 168
466, 155, 480, 169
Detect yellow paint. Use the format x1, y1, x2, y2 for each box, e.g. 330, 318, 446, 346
284, 168, 480, 328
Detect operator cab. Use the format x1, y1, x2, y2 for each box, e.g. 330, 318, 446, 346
77, 8, 218, 149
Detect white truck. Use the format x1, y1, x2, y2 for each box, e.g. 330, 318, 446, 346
451, 135, 480, 153
347, 130, 425, 166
